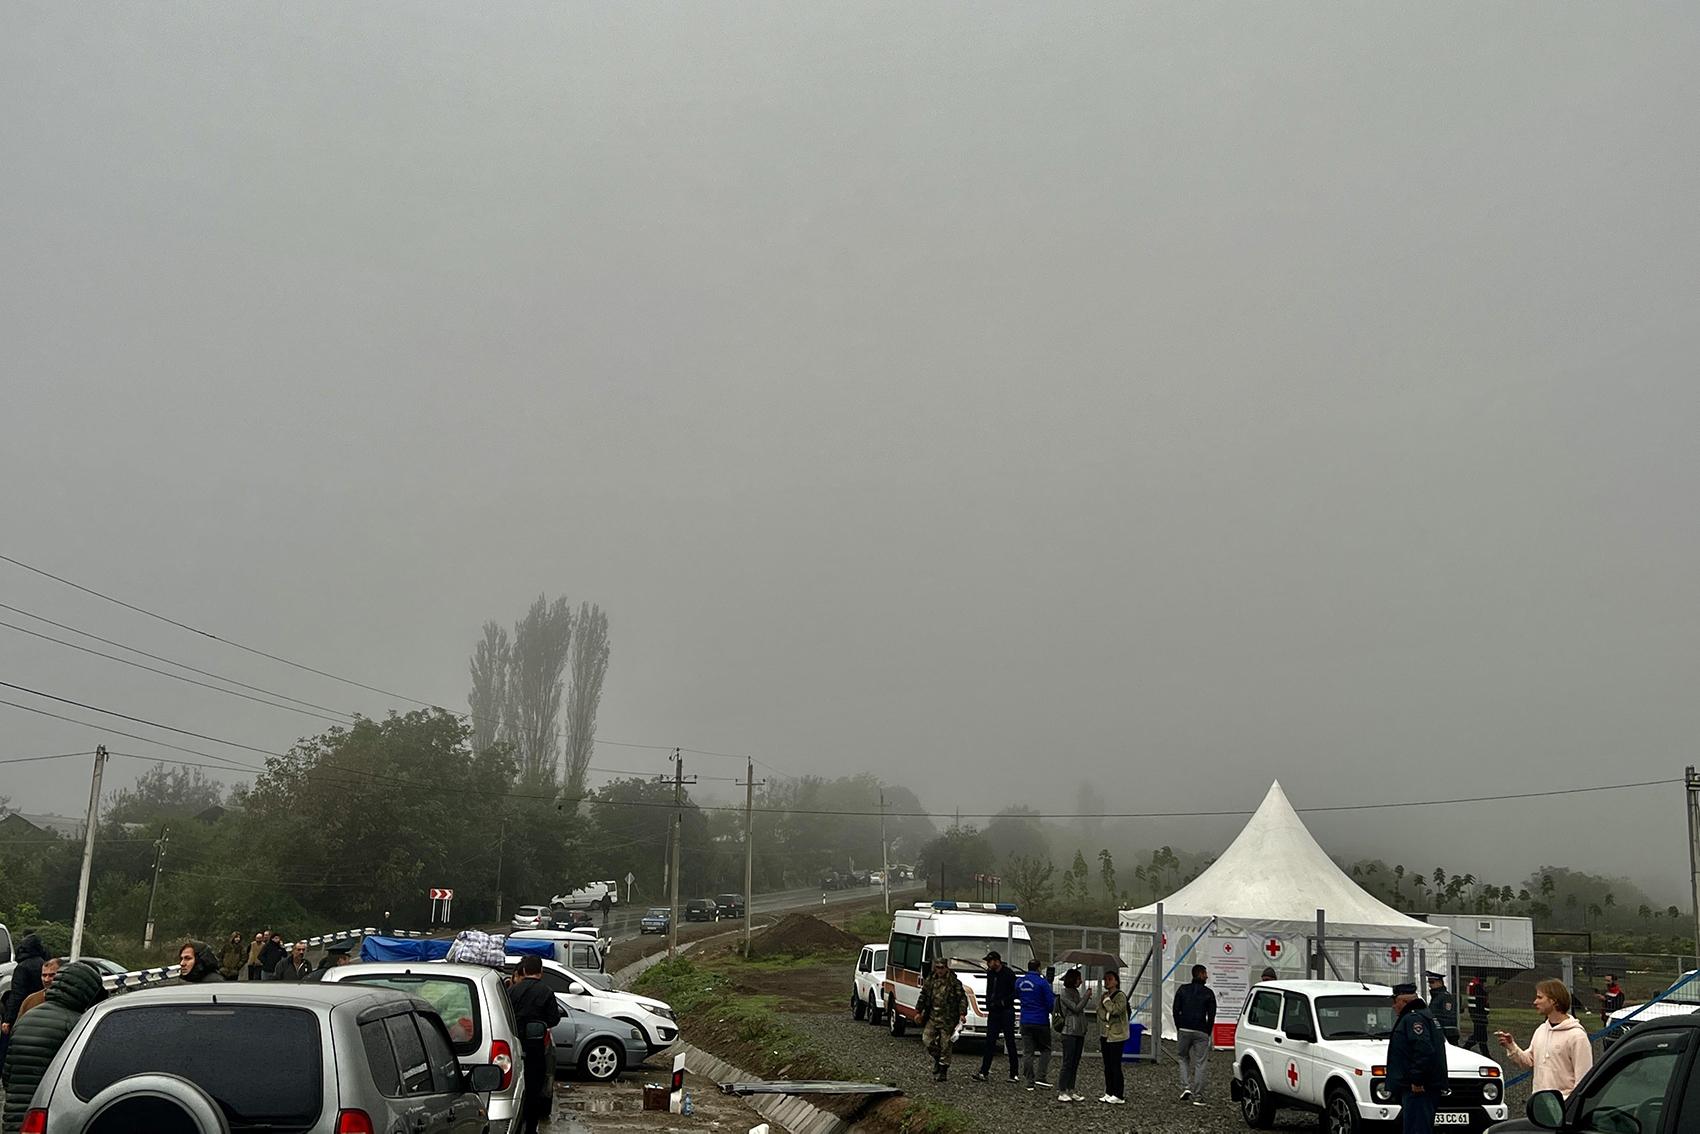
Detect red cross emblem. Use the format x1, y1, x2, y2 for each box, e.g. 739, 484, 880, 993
1387, 946, 1402, 965
1265, 938, 1283, 958
1287, 1062, 1299, 1089
1223, 943, 1234, 954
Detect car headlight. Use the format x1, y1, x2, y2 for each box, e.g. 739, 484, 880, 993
1481, 1081, 1501, 1103
1371, 1080, 1392, 1103
630, 1028, 643, 1040
652, 1006, 676, 1022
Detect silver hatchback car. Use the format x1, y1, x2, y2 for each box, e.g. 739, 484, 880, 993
320, 962, 525, 1133
26, 983, 501, 1134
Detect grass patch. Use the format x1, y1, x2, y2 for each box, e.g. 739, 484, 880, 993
841, 908, 894, 941
635, 957, 850, 1080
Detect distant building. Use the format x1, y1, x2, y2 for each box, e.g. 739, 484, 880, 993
0, 811, 82, 839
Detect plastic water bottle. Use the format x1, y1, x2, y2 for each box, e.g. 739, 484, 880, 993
682, 1089, 694, 1116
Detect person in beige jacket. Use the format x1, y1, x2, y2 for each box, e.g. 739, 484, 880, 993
1496, 979, 1593, 1097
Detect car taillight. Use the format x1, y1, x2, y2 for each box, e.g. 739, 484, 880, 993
335, 1110, 375, 1134
20, 1109, 47, 1134
490, 1039, 514, 1091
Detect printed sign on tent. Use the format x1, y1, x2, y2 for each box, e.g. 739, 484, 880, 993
1204, 935, 1251, 1048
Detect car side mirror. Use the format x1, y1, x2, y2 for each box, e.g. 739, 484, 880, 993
1526, 1090, 1566, 1129
1284, 1023, 1315, 1043
468, 1064, 504, 1093
568, 982, 586, 995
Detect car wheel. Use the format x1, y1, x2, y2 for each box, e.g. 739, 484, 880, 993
1239, 1066, 1275, 1128
852, 991, 865, 1020
887, 997, 907, 1037
579, 1040, 624, 1082
867, 996, 884, 1025
1323, 1085, 1360, 1134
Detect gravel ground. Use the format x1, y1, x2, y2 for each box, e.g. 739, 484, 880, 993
785, 1010, 1532, 1133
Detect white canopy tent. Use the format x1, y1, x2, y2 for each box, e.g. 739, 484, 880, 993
1120, 781, 1450, 1042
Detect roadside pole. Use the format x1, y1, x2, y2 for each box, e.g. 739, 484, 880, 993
741, 759, 764, 958
880, 790, 890, 915
143, 823, 170, 950
494, 816, 506, 923
70, 745, 108, 960
668, 749, 683, 959
1686, 766, 1700, 964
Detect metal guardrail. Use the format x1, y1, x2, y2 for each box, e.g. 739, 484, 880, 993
96, 926, 434, 992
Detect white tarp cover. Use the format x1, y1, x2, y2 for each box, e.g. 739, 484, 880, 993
1120, 781, 1450, 1041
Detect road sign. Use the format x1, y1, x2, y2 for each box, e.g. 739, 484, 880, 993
625, 872, 635, 886
428, 887, 454, 900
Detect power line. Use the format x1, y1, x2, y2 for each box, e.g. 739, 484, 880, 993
0, 601, 355, 718
0, 750, 93, 766
0, 553, 434, 709
0, 681, 287, 761
0, 618, 350, 724
0, 698, 267, 775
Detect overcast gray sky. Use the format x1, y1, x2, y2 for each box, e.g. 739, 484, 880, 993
4, 3, 1696, 901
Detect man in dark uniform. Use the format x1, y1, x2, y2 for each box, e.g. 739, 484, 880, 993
1463, 974, 1491, 1054
1426, 971, 1460, 1046
508, 955, 563, 1134
970, 950, 1021, 1083
1387, 982, 1447, 1133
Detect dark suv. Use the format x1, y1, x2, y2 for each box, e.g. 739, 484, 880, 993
26, 983, 500, 1133
1488, 1013, 1700, 1133
684, 898, 719, 923
714, 894, 746, 919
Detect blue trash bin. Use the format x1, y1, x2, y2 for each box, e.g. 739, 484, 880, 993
1123, 1023, 1145, 1062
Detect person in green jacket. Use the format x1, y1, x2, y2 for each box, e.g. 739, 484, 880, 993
1096, 969, 1130, 1105
0, 961, 107, 1134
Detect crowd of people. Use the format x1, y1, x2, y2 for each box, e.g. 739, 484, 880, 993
912, 949, 1217, 1107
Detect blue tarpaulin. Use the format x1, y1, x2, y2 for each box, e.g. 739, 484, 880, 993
358, 935, 555, 963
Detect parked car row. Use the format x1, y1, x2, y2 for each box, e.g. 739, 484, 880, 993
6, 942, 682, 1134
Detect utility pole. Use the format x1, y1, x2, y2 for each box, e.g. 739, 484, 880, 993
666, 750, 695, 960
495, 816, 506, 922
880, 790, 890, 914
70, 745, 108, 960
1686, 766, 1700, 963
739, 759, 765, 958
143, 824, 170, 950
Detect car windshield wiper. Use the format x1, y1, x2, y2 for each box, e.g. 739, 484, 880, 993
1326, 1030, 1385, 1039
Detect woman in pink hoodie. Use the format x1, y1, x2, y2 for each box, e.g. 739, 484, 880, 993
1495, 979, 1593, 1097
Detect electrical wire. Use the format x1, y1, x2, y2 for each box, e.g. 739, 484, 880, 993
0, 750, 93, 765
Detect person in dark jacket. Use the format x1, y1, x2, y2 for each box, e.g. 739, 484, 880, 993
272, 940, 311, 982
1174, 964, 1217, 1103
1386, 982, 1447, 1133
1, 961, 107, 1134
1426, 971, 1460, 1045
507, 956, 563, 1134
1463, 975, 1491, 1053
178, 940, 225, 984
971, 950, 1021, 1083
0, 933, 48, 1037
1014, 959, 1055, 1090
258, 933, 286, 980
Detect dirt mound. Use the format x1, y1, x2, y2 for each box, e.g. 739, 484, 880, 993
750, 913, 864, 958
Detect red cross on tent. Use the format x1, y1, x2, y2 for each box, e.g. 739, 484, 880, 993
1223, 943, 1235, 954
1265, 938, 1283, 958
1387, 946, 1403, 965
1287, 1062, 1299, 1089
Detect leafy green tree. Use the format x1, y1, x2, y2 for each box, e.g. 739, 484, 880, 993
1006, 855, 1056, 911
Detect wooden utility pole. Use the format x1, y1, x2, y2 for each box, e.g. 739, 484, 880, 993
143, 824, 170, 950
494, 816, 506, 922
70, 745, 108, 960
739, 759, 766, 957
880, 790, 890, 914
668, 749, 688, 959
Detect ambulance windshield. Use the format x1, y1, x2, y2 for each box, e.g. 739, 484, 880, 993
935, 936, 1036, 970
1316, 995, 1396, 1040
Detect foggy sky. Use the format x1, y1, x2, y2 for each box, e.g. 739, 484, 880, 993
3, 3, 1697, 901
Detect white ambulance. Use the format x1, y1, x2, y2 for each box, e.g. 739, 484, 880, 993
881, 902, 1035, 1039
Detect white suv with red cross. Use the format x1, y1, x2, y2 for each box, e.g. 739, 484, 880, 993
1231, 980, 1509, 1133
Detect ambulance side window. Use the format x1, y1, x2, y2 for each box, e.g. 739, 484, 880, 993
890, 933, 924, 972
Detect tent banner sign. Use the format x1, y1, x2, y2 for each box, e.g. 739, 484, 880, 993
1205, 934, 1252, 1048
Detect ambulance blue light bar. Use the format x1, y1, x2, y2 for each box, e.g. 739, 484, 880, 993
921, 901, 1019, 913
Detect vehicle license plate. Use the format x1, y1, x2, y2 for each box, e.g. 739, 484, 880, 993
1434, 1114, 1470, 1126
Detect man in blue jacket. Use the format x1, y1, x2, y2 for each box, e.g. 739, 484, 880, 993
1173, 963, 1217, 1104
1386, 982, 1447, 1133
1015, 958, 1056, 1090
